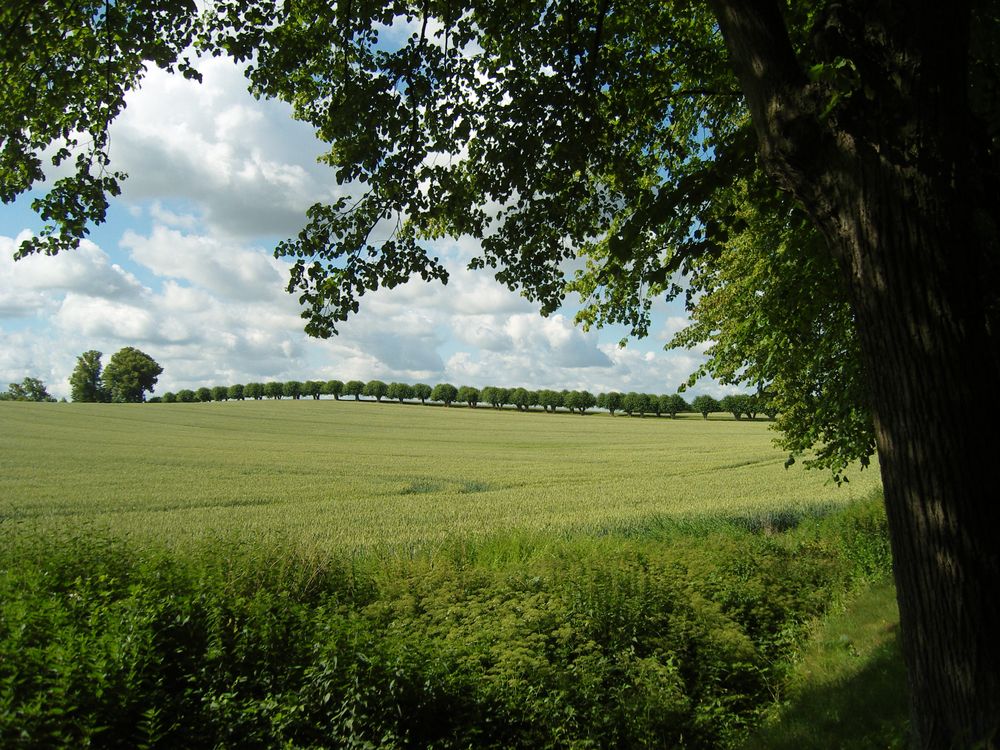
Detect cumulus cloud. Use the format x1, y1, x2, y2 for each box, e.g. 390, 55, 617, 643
0, 233, 147, 319
0, 326, 76, 391
506, 314, 612, 368
121, 225, 288, 302
451, 314, 516, 352
108, 57, 336, 240
593, 344, 697, 394
0, 228, 317, 396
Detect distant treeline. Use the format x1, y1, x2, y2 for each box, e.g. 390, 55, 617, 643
154, 380, 775, 420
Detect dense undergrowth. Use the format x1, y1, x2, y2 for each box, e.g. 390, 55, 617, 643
0, 493, 891, 749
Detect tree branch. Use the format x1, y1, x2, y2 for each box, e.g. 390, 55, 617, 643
706, 0, 826, 190
706, 0, 805, 131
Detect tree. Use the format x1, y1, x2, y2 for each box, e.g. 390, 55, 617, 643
431, 383, 458, 407
412, 383, 432, 405
244, 382, 264, 400
563, 390, 580, 413
668, 178, 870, 472
263, 382, 283, 400
176, 389, 196, 403
509, 387, 531, 411
303, 380, 324, 399
363, 380, 388, 402
457, 385, 480, 408
211, 386, 229, 402
567, 390, 596, 415
691, 395, 721, 420
538, 389, 563, 413
719, 395, 740, 420
162, 392, 176, 403
283, 381, 303, 400
661, 394, 689, 419
493, 388, 511, 410
196, 387, 212, 403
757, 390, 779, 421
647, 394, 663, 417
343, 380, 365, 401
69, 350, 108, 402
2, 377, 55, 402
227, 384, 245, 401
622, 392, 652, 418
479, 386, 497, 408
102, 347, 162, 403
597, 391, 624, 416
324, 380, 344, 400
720, 394, 753, 420
387, 382, 414, 404
6, 4, 1000, 742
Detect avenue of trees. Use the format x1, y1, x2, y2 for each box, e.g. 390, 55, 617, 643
154, 376, 768, 420
4, 1, 998, 743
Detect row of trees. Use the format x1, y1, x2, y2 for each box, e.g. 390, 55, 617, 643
2, 365, 764, 418
155, 378, 771, 419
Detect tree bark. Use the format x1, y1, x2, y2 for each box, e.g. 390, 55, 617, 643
711, 1, 1000, 747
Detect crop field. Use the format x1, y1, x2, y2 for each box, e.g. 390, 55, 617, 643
0, 401, 895, 748
0, 400, 878, 552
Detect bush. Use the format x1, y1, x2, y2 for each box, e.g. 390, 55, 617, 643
0, 495, 891, 748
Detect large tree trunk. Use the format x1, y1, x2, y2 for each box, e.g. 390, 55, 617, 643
710, 1, 1000, 746
839, 161, 1000, 748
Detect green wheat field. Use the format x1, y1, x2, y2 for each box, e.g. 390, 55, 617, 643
0, 401, 904, 748
1, 400, 879, 550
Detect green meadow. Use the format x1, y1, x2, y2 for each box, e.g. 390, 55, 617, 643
0, 401, 903, 748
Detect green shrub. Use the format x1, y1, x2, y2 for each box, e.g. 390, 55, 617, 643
0, 495, 890, 748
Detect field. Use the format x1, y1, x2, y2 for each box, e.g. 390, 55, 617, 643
0, 401, 897, 748
0, 400, 879, 550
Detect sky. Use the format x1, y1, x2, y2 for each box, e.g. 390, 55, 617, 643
0, 56, 732, 401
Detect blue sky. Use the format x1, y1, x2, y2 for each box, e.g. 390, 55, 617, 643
0, 57, 726, 400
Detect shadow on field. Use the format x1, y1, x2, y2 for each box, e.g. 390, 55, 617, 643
743, 595, 910, 749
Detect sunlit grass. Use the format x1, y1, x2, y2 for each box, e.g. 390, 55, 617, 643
1, 400, 878, 553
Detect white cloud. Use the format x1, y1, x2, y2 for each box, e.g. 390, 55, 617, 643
660, 315, 691, 341
55, 294, 161, 341
108, 57, 337, 240
505, 313, 612, 368
451, 314, 516, 352
148, 201, 200, 230
594, 344, 697, 394
0, 233, 147, 319
121, 225, 287, 302
0, 327, 75, 393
